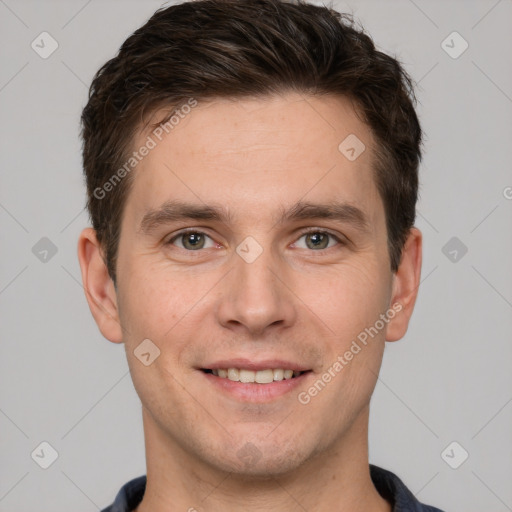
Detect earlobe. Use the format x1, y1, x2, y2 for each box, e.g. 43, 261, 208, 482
77, 227, 124, 344
385, 227, 422, 342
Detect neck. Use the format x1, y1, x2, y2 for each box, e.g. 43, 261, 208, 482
134, 405, 391, 512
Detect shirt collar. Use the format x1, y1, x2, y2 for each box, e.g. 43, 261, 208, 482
103, 464, 444, 512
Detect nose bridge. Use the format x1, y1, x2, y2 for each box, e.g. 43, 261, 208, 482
216, 237, 295, 333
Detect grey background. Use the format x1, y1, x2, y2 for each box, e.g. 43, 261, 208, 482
1, 0, 511, 510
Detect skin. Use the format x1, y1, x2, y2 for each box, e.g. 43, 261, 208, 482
78, 92, 422, 512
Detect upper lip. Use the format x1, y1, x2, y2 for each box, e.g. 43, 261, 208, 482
200, 358, 311, 372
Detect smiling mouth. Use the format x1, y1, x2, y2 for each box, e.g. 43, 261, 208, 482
201, 368, 311, 384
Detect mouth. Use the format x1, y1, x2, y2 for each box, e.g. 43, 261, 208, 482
199, 365, 313, 402
201, 368, 311, 383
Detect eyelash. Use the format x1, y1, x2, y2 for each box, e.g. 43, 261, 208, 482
164, 228, 345, 251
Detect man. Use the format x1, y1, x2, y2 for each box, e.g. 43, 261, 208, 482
77, 0, 445, 510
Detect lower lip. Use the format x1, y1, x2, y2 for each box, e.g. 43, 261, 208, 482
201, 371, 312, 402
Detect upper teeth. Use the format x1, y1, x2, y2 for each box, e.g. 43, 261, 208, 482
212, 368, 301, 383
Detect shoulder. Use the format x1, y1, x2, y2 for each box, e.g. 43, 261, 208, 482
100, 475, 146, 512
370, 464, 445, 512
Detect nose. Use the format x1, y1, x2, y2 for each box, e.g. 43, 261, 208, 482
215, 243, 297, 337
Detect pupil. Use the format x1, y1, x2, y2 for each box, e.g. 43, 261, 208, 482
308, 232, 327, 249
185, 233, 203, 249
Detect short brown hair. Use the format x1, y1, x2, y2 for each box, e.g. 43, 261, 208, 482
81, 0, 422, 286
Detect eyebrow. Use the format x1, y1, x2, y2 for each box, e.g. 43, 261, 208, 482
138, 199, 371, 235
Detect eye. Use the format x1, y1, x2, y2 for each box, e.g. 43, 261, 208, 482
164, 228, 344, 252
293, 229, 343, 250
165, 230, 217, 251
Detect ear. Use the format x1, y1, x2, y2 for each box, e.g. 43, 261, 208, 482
385, 227, 422, 342
77, 227, 123, 344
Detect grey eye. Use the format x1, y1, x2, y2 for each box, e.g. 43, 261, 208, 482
294, 231, 340, 250
168, 231, 215, 250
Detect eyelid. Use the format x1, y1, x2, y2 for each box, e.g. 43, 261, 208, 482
165, 227, 216, 246
293, 227, 346, 249
295, 227, 345, 242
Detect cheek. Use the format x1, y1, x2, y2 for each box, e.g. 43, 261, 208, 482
121, 253, 191, 318
118, 258, 225, 381
117, 265, 190, 363
296, 258, 390, 346
119, 274, 198, 415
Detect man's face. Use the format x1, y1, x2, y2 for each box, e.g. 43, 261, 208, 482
110, 93, 399, 475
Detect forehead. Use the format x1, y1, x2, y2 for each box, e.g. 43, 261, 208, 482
125, 92, 383, 229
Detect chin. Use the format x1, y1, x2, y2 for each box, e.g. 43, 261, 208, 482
204, 438, 311, 479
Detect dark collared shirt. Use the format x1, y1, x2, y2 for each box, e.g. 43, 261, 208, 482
101, 464, 445, 512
